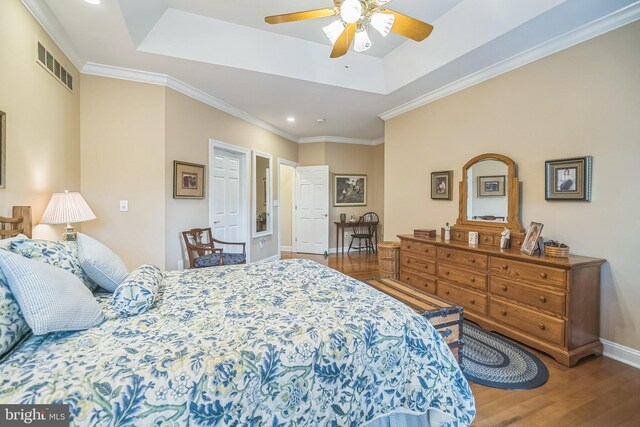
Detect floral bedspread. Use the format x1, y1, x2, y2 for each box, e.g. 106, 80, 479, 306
0, 259, 475, 426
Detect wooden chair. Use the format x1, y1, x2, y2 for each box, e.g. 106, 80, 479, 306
182, 228, 246, 268
347, 212, 378, 254
0, 206, 32, 239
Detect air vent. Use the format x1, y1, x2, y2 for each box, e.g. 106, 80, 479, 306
36, 42, 73, 91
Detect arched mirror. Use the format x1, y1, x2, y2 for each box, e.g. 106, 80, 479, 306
253, 150, 272, 238
457, 153, 522, 233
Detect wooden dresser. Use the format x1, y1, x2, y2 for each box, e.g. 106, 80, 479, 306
398, 234, 606, 367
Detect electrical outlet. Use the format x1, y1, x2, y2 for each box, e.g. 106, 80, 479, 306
119, 200, 128, 212
259, 238, 266, 248
177, 260, 184, 271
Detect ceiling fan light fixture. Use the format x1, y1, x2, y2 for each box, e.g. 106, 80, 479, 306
323, 19, 346, 45
370, 12, 395, 37
354, 27, 371, 52
340, 0, 363, 24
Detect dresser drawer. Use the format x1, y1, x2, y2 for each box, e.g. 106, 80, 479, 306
438, 247, 488, 270
490, 257, 566, 288
401, 240, 436, 259
479, 233, 495, 245
490, 276, 566, 315
490, 298, 565, 346
400, 269, 436, 294
437, 282, 487, 315
452, 230, 467, 241
437, 262, 487, 291
401, 255, 436, 276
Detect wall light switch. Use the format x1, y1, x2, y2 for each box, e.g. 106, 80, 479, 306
119, 200, 129, 212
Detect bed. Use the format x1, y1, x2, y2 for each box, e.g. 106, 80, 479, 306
0, 209, 474, 426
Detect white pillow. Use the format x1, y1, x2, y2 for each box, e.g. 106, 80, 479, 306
0, 250, 105, 335
0, 234, 29, 250
77, 233, 128, 292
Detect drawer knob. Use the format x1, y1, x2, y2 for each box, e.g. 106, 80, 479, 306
445, 290, 450, 295
446, 253, 451, 258
407, 245, 411, 249
540, 272, 548, 279
470, 277, 476, 283
470, 299, 476, 304
500, 310, 507, 316
539, 296, 547, 303
445, 271, 450, 276
539, 323, 546, 330
501, 285, 508, 291
502, 264, 508, 270
471, 259, 476, 263
456, 233, 461, 238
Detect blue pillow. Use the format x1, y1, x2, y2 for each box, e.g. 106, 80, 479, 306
77, 233, 128, 292
0, 250, 105, 335
0, 267, 31, 357
111, 265, 161, 318
9, 239, 96, 290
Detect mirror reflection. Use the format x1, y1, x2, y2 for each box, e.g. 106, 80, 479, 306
466, 159, 508, 222
253, 151, 272, 237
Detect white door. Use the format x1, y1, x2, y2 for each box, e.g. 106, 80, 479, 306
212, 149, 244, 253
295, 165, 329, 254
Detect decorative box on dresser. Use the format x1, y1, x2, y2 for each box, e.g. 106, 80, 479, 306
398, 234, 605, 367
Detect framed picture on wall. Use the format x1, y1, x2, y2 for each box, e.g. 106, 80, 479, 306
0, 110, 5, 189
477, 175, 506, 197
173, 161, 205, 199
431, 171, 453, 200
545, 156, 592, 201
333, 174, 367, 206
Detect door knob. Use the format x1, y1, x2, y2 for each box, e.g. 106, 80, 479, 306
323, 213, 328, 217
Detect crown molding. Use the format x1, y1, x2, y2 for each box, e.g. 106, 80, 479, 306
298, 136, 384, 146
81, 62, 299, 143
379, 1, 640, 121
20, 0, 84, 70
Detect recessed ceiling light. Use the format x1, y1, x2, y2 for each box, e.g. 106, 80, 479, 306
83, 0, 101, 4
317, 118, 326, 123
287, 117, 295, 123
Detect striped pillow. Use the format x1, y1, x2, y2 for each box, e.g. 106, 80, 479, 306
0, 250, 104, 335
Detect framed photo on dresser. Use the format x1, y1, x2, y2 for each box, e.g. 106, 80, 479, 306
521, 221, 544, 255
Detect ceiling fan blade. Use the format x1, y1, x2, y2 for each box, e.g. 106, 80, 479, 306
330, 23, 357, 58
381, 9, 434, 42
265, 8, 338, 24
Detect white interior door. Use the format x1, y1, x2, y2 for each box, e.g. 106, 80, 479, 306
212, 149, 244, 253
295, 165, 329, 254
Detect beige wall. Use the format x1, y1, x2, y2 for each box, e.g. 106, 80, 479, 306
279, 164, 294, 248
81, 76, 166, 269
0, 0, 80, 239
164, 88, 298, 268
299, 142, 385, 251
384, 22, 640, 350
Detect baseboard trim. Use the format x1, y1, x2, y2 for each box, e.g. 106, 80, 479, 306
253, 254, 281, 264
601, 338, 640, 369
280, 246, 292, 252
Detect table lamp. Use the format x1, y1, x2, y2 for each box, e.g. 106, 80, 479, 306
40, 190, 97, 241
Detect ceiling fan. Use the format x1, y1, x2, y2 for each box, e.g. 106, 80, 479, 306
265, 0, 434, 58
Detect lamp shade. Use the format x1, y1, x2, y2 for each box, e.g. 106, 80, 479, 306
41, 191, 97, 225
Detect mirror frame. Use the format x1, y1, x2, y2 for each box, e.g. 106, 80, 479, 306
252, 150, 273, 238
456, 153, 523, 233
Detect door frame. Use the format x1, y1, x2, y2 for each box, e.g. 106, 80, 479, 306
277, 158, 299, 254
209, 139, 251, 263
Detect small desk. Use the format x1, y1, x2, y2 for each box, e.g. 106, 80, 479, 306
335, 221, 379, 255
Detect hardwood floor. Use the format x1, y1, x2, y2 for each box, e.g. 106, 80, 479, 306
282, 251, 640, 426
